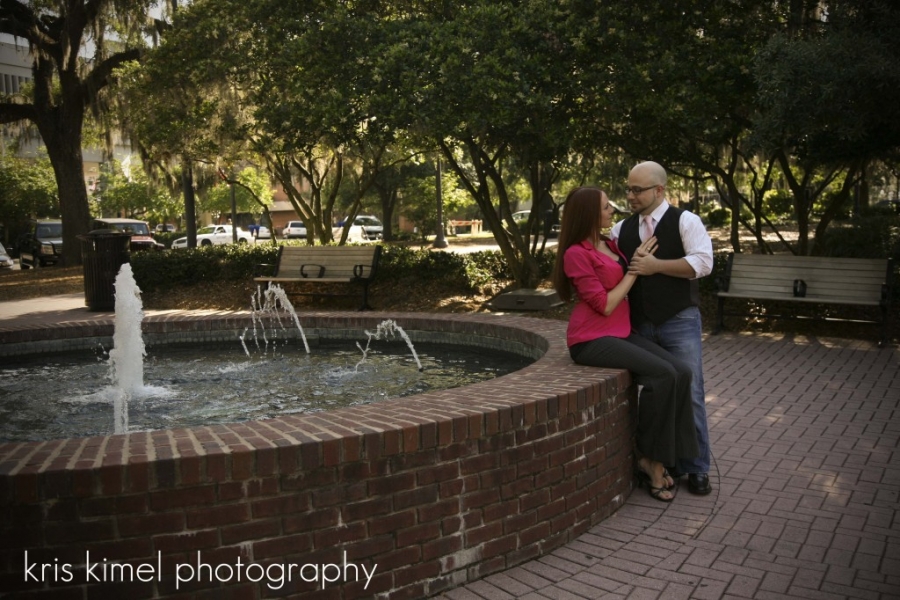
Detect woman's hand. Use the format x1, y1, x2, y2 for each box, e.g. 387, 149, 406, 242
634, 236, 658, 259
629, 237, 661, 275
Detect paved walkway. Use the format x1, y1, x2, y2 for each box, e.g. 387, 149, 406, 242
438, 332, 900, 600
1, 297, 898, 599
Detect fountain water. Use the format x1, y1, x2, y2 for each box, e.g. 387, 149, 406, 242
107, 264, 144, 434
355, 318, 423, 371
246, 283, 310, 354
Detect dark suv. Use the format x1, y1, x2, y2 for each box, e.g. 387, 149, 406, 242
19, 219, 63, 269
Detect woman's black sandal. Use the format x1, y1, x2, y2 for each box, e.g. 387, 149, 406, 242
635, 469, 675, 503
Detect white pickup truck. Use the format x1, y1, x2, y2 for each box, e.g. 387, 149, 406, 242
171, 225, 253, 249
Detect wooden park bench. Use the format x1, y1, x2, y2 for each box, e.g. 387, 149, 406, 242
715, 253, 894, 345
254, 245, 381, 310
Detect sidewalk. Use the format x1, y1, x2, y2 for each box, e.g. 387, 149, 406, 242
438, 332, 900, 600
2, 296, 898, 599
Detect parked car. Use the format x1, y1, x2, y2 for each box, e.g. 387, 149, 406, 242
171, 224, 253, 249
155, 223, 177, 233
332, 224, 372, 244
351, 215, 383, 240
338, 215, 383, 240
0, 242, 13, 269
282, 220, 307, 239
92, 218, 165, 251
19, 219, 63, 269
254, 226, 272, 239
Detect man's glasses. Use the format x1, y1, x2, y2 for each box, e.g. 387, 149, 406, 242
624, 185, 659, 195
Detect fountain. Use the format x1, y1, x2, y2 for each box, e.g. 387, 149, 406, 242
0, 269, 638, 599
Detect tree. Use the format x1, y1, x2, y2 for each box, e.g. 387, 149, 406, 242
361, 0, 581, 287
201, 165, 273, 222
571, 0, 782, 253
93, 159, 180, 221
753, 0, 900, 253
0, 0, 167, 265
0, 147, 58, 245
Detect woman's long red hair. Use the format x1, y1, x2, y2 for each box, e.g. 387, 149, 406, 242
551, 187, 607, 303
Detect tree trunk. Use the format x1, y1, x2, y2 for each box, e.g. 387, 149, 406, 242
36, 108, 90, 267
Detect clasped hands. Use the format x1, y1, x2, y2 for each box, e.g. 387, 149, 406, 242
628, 236, 660, 276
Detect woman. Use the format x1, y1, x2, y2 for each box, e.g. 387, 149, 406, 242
552, 187, 698, 502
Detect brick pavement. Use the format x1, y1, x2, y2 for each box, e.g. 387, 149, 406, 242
437, 332, 900, 600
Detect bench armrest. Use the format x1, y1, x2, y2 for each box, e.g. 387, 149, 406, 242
715, 252, 735, 293
353, 264, 374, 279
253, 263, 277, 278
301, 264, 326, 278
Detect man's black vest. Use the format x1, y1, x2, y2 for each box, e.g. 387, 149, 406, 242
617, 205, 700, 326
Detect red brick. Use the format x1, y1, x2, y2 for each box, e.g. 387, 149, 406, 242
367, 545, 421, 571
439, 479, 464, 498
416, 498, 459, 523
504, 511, 537, 535
393, 559, 441, 588
312, 521, 366, 547
367, 472, 415, 496
220, 518, 281, 545
367, 510, 416, 536
252, 533, 312, 560
149, 485, 216, 510
483, 499, 518, 523
394, 485, 438, 510
519, 521, 551, 546
153, 529, 219, 553
343, 534, 395, 561
175, 455, 200, 487
381, 429, 401, 456
416, 462, 458, 485
342, 436, 361, 462
231, 450, 254, 481
251, 493, 309, 518
185, 503, 249, 528
465, 522, 503, 546
44, 519, 115, 545
283, 508, 339, 534
422, 534, 463, 561
119, 512, 185, 537
482, 533, 517, 558
462, 488, 499, 510
396, 522, 440, 547
535, 465, 563, 488
342, 496, 392, 522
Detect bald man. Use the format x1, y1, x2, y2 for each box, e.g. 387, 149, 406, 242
610, 161, 715, 495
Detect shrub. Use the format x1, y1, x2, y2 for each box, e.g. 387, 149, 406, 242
131, 242, 556, 296
817, 215, 900, 261
705, 208, 730, 228
762, 189, 794, 219
130, 244, 279, 292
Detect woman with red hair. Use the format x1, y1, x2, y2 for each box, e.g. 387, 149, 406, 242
552, 187, 698, 502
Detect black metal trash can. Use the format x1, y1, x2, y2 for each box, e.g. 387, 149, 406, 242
78, 229, 131, 311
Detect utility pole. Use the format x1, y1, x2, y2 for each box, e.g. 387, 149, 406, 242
433, 156, 448, 249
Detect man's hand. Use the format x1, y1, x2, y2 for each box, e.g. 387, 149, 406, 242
629, 236, 661, 275
629, 253, 663, 276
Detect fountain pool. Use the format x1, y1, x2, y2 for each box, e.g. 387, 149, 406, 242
0, 340, 533, 443
0, 311, 638, 599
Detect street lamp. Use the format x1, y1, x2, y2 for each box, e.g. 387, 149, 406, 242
432, 156, 448, 249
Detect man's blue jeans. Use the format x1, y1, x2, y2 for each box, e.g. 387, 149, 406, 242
636, 306, 711, 474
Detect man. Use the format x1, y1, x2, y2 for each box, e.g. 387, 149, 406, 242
610, 161, 715, 495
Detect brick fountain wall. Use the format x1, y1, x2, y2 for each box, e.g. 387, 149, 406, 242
0, 312, 635, 599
